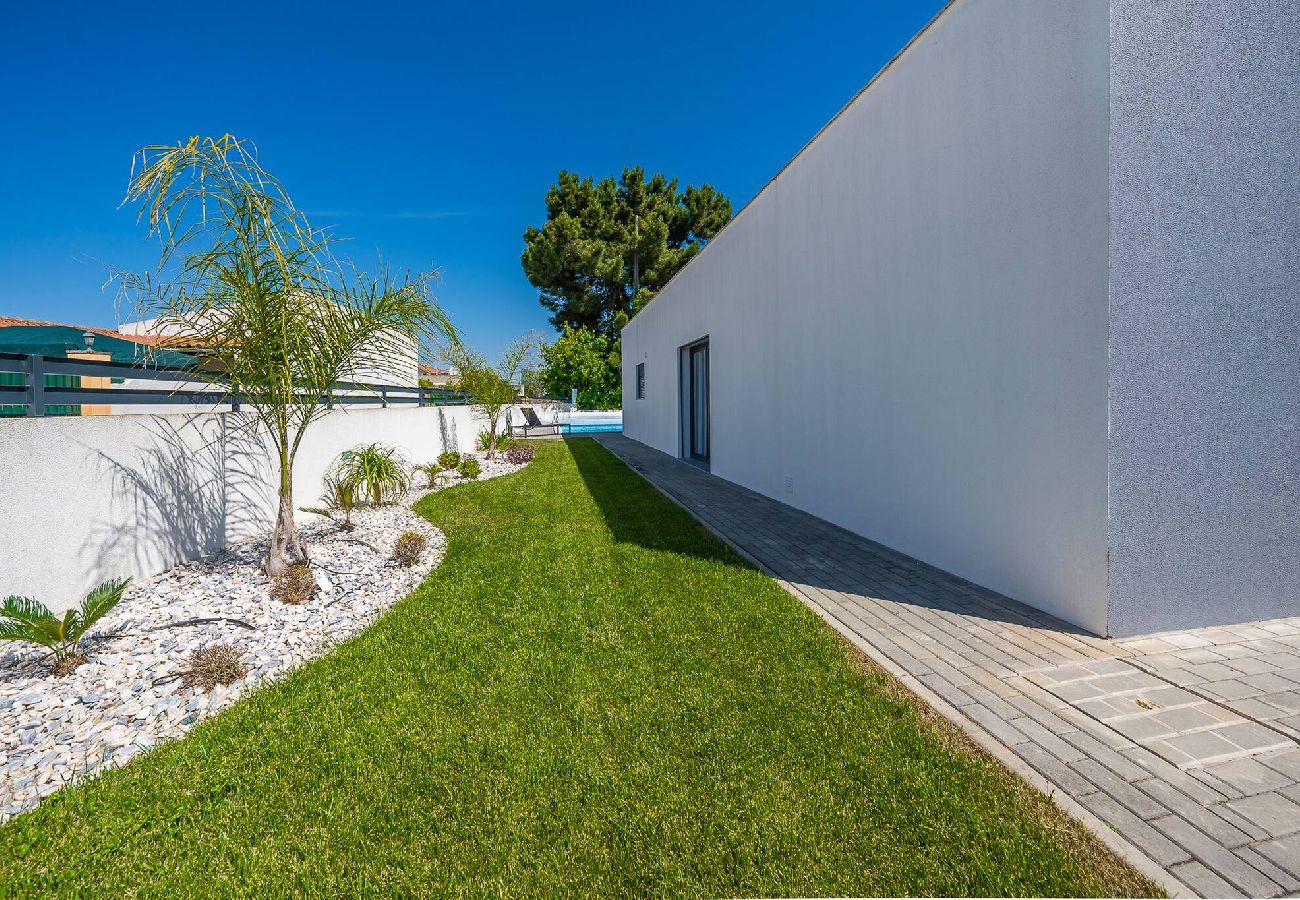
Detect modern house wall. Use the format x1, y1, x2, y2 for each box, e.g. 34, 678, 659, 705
623, 0, 1113, 633
622, 0, 1300, 637
0, 404, 537, 612
1106, 1, 1300, 635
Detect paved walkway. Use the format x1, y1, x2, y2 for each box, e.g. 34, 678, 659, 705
594, 434, 1300, 899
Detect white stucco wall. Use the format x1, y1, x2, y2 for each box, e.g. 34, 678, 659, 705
622, 0, 1112, 633
0, 404, 531, 612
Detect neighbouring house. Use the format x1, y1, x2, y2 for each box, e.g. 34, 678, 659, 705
620, 0, 1300, 637
418, 364, 457, 387
0, 316, 191, 417
120, 314, 420, 387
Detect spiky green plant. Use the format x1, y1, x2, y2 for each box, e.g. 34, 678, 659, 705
476, 429, 516, 453
308, 471, 360, 530
0, 578, 131, 675
115, 135, 457, 575
335, 444, 411, 506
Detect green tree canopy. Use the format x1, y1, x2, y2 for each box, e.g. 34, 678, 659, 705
521, 167, 731, 337
539, 326, 621, 410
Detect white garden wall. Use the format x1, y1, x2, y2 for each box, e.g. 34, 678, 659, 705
0, 404, 534, 612
622, 0, 1112, 633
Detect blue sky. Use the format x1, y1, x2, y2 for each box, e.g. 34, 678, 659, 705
1, 0, 943, 360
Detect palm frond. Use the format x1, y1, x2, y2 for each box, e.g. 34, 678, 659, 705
0, 595, 63, 648
79, 578, 131, 634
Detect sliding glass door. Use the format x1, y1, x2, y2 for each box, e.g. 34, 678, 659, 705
688, 340, 709, 464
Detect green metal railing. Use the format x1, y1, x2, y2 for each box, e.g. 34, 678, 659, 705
0, 353, 470, 418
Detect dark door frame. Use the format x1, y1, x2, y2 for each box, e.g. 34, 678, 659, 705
683, 337, 710, 467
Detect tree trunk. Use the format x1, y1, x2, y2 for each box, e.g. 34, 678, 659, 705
265, 444, 307, 575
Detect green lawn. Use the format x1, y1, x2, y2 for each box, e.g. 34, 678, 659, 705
0, 439, 1158, 897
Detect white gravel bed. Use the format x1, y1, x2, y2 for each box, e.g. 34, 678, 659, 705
0, 452, 528, 824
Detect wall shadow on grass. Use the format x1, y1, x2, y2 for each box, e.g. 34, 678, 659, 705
566, 436, 753, 570
580, 434, 1105, 641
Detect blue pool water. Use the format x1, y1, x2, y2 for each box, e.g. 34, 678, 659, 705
567, 423, 623, 434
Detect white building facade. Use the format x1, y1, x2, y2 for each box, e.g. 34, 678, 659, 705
620, 0, 1300, 637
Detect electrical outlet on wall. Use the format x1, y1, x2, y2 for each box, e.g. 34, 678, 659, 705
784, 475, 794, 494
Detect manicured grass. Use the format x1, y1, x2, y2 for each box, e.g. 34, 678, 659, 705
0, 439, 1159, 896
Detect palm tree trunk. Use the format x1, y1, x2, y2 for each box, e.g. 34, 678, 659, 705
266, 438, 307, 575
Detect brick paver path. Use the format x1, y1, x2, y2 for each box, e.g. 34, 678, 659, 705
594, 434, 1300, 898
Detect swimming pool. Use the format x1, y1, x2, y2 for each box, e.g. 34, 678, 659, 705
566, 423, 623, 434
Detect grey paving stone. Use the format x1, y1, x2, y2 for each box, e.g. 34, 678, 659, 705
1110, 714, 1179, 743
1258, 748, 1300, 780
1259, 692, 1300, 714
1255, 834, 1300, 881
1014, 744, 1099, 797
1235, 846, 1300, 893
1187, 662, 1247, 682
959, 683, 1022, 722
1056, 705, 1136, 751
961, 703, 1028, 746
1075, 795, 1192, 867
1225, 792, 1300, 838
1151, 815, 1282, 896
1168, 859, 1245, 898
1155, 704, 1238, 733
1201, 679, 1265, 701
1068, 760, 1167, 820
916, 672, 975, 708
1241, 673, 1300, 694
1204, 757, 1296, 796
1123, 747, 1230, 805
1135, 779, 1255, 845
1008, 714, 1087, 764
1058, 728, 1151, 781
1164, 729, 1249, 766
1216, 721, 1294, 755
1225, 696, 1294, 720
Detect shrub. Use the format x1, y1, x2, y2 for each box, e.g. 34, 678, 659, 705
392, 530, 428, 567
334, 444, 411, 506
415, 462, 442, 488
306, 471, 359, 530
182, 644, 248, 691
437, 450, 461, 470
477, 429, 516, 453
271, 564, 317, 605
0, 578, 131, 676
504, 444, 535, 465
457, 457, 482, 480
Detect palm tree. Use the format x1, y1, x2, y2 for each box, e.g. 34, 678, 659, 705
118, 135, 456, 574
443, 334, 539, 459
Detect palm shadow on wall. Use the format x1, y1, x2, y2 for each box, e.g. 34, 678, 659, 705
80, 415, 271, 586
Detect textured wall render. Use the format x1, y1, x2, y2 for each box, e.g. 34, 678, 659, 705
1108, 0, 1300, 634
